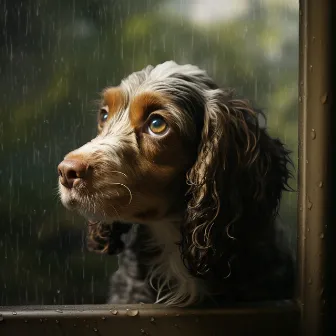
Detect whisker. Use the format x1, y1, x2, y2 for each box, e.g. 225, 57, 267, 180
110, 183, 133, 205
96, 190, 120, 219
110, 171, 128, 178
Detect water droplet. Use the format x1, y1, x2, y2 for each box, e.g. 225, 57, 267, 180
93, 328, 98, 332
111, 310, 118, 315
309, 65, 313, 71
150, 317, 155, 323
73, 323, 77, 327
318, 181, 323, 188
101, 316, 106, 320
55, 309, 63, 313
311, 129, 316, 140
0, 314, 4, 322
320, 93, 328, 104
307, 198, 313, 210
12, 312, 17, 315
55, 320, 59, 324
320, 233, 324, 239
126, 309, 139, 317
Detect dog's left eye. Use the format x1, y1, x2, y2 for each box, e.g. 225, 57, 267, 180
99, 106, 109, 124
148, 116, 168, 135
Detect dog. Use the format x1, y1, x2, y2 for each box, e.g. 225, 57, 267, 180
58, 61, 294, 307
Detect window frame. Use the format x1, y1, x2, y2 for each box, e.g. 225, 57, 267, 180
297, 0, 335, 335
0, 0, 334, 335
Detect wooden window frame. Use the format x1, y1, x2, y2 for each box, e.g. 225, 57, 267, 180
0, 0, 334, 335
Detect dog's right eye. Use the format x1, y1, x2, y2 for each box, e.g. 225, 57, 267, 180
99, 106, 109, 124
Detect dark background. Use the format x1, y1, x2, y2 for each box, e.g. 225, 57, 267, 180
0, 0, 298, 305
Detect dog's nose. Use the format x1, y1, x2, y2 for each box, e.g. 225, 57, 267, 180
58, 159, 88, 189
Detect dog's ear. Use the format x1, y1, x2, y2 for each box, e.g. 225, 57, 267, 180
180, 89, 293, 280
87, 221, 132, 255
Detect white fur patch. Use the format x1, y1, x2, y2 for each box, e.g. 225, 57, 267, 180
147, 219, 205, 307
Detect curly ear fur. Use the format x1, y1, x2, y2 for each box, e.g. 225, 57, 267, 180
181, 89, 293, 281
87, 221, 132, 255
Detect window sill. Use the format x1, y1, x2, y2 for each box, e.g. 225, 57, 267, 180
0, 300, 299, 336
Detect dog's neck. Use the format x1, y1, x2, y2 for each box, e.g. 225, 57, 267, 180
145, 217, 205, 307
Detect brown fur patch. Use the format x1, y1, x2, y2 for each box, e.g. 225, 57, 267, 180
103, 87, 126, 121
126, 92, 195, 204
129, 92, 168, 128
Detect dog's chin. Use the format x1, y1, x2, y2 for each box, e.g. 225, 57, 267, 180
59, 191, 114, 224
59, 193, 78, 211
59, 186, 91, 215
58, 184, 134, 225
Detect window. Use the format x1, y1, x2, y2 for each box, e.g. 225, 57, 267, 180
0, 0, 333, 335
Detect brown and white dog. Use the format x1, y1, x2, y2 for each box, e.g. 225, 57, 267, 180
58, 61, 294, 307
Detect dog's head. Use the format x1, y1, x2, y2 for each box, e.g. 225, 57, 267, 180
58, 61, 292, 277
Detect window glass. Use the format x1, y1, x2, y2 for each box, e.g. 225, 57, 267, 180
0, 0, 298, 305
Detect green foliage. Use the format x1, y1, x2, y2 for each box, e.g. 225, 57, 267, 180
0, 0, 298, 304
